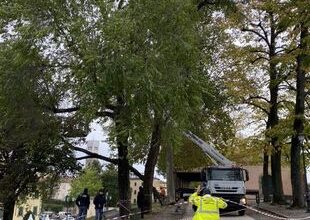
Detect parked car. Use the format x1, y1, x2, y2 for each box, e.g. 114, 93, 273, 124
39, 211, 54, 220
59, 213, 74, 220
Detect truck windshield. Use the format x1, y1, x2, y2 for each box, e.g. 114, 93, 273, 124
208, 169, 243, 181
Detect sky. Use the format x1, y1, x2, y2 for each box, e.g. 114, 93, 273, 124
77, 120, 165, 180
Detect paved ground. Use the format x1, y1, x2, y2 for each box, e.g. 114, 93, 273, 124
142, 201, 255, 220
141, 200, 310, 220
104, 200, 310, 220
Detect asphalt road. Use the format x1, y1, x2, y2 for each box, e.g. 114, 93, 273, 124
221, 213, 255, 220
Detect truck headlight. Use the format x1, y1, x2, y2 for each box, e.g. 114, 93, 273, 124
240, 197, 247, 205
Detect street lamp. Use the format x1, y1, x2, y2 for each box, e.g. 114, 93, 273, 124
299, 135, 310, 212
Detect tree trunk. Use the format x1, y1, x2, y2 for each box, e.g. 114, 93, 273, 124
290, 21, 308, 208
267, 73, 285, 203
143, 120, 161, 213
291, 135, 304, 207
117, 139, 130, 217
166, 144, 175, 204
115, 97, 130, 218
267, 12, 285, 204
3, 199, 15, 220
262, 152, 271, 202
271, 143, 285, 204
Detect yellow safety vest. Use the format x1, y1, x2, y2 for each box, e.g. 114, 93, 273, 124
189, 192, 227, 220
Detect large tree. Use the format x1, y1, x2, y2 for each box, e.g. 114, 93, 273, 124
220, 1, 295, 203
284, 0, 310, 207
0, 40, 78, 220
0, 0, 215, 216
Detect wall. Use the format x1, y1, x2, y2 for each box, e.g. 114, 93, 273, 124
13, 198, 42, 220
244, 165, 292, 196
129, 177, 166, 204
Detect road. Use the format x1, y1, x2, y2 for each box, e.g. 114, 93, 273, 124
105, 203, 257, 220
221, 214, 255, 220
176, 204, 256, 220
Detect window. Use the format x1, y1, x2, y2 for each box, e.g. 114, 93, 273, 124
134, 199, 136, 204
33, 206, 38, 215
18, 207, 23, 216
209, 169, 242, 181
134, 182, 137, 186
134, 190, 136, 195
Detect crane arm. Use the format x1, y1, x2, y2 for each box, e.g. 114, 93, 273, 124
184, 131, 233, 166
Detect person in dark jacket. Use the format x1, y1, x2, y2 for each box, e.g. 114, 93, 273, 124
93, 189, 106, 220
137, 186, 145, 219
76, 188, 90, 220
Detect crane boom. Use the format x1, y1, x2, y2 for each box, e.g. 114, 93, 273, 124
184, 131, 233, 166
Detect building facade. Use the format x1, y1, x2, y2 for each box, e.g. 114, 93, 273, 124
85, 140, 100, 166
129, 174, 166, 204
244, 165, 292, 196
13, 197, 42, 220
52, 177, 72, 201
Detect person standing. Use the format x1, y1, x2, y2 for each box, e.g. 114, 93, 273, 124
76, 188, 90, 220
137, 186, 145, 219
189, 185, 227, 220
159, 186, 166, 205
93, 189, 106, 220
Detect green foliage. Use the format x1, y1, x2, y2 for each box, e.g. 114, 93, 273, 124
0, 39, 79, 205
41, 199, 66, 213
70, 166, 102, 198
101, 164, 118, 207
86, 160, 103, 174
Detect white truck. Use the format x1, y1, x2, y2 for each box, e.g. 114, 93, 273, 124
184, 131, 249, 216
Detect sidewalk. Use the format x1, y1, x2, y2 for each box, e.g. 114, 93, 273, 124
257, 202, 310, 219
143, 200, 191, 220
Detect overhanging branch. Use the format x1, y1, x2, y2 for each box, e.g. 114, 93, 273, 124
242, 28, 270, 48
71, 144, 144, 180
248, 95, 270, 104
53, 107, 79, 113
74, 146, 117, 164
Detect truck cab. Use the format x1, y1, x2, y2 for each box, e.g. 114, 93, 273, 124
202, 167, 249, 216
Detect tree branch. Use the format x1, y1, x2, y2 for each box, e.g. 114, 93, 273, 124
53, 107, 80, 113
74, 146, 115, 163
250, 49, 269, 55
197, 0, 216, 10
96, 110, 115, 119
248, 95, 270, 104
257, 22, 270, 46
242, 28, 270, 48
71, 143, 144, 180
243, 98, 269, 115
251, 55, 269, 64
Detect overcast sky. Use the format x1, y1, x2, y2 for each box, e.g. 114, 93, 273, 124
77, 120, 165, 180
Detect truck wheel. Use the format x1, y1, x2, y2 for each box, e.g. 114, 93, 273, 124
238, 210, 245, 216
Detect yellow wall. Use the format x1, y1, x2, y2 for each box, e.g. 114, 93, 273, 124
129, 177, 166, 204
13, 197, 42, 220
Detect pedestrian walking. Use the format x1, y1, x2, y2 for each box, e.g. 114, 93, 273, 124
76, 188, 90, 220
93, 189, 106, 220
137, 186, 145, 219
189, 185, 227, 220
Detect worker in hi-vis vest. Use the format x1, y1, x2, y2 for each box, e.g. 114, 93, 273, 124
189, 184, 227, 220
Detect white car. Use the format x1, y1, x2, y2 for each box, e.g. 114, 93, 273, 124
39, 212, 54, 220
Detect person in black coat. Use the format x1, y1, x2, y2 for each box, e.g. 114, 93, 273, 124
76, 188, 90, 220
137, 186, 145, 219
93, 189, 106, 220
